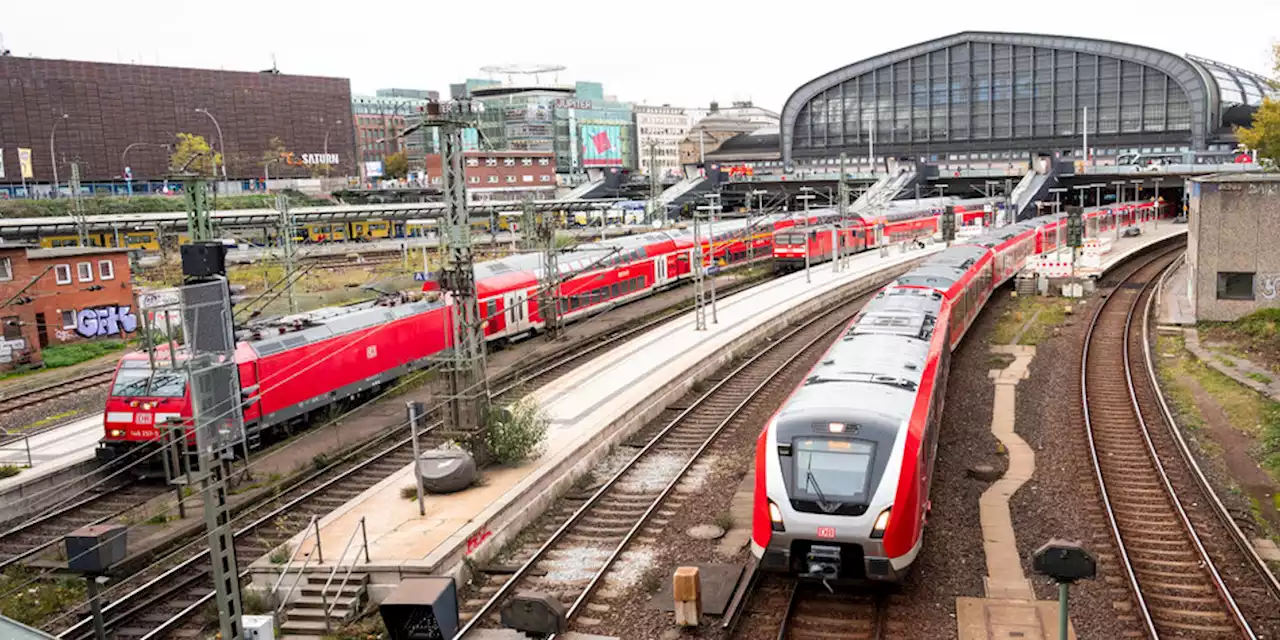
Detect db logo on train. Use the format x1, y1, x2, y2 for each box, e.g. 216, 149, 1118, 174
816, 526, 837, 539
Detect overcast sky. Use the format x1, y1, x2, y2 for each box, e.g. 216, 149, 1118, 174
4, 0, 1277, 113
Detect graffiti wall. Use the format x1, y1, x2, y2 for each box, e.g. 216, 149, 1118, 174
0, 339, 27, 364
75, 305, 138, 338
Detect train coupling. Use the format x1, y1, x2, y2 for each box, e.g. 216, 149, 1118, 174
803, 545, 842, 581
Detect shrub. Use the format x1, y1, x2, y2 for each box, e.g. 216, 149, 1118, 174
400, 485, 419, 501
0, 465, 22, 479
40, 340, 126, 369
485, 398, 549, 466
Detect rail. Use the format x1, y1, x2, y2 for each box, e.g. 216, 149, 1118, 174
271, 515, 323, 616
321, 517, 370, 631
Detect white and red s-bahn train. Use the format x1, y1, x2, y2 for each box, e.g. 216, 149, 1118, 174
98, 212, 833, 461
749, 205, 1154, 583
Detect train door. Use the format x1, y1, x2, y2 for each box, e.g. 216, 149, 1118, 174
506, 290, 530, 335
655, 256, 670, 286
484, 298, 505, 336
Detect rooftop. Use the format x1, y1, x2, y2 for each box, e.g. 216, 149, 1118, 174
23, 246, 131, 259
1192, 173, 1280, 183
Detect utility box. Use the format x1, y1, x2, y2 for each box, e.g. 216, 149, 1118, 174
1033, 539, 1097, 583
64, 525, 126, 574
380, 577, 458, 640
242, 615, 275, 640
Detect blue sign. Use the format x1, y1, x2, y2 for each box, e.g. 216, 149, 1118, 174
414, 272, 429, 281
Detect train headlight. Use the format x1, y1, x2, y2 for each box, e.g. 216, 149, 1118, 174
870, 507, 892, 539
108, 429, 125, 438
768, 500, 785, 532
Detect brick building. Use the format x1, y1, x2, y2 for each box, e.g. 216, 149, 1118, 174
0, 246, 135, 370
352, 89, 438, 178
422, 151, 557, 203
0, 56, 355, 185
1187, 174, 1280, 321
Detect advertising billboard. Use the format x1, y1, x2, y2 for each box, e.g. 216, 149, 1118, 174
580, 125, 622, 167
364, 161, 384, 178
462, 128, 480, 152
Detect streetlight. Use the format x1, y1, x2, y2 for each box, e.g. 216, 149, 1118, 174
1130, 179, 1144, 227
194, 108, 228, 182
49, 114, 69, 198
264, 158, 280, 193
749, 189, 768, 262
796, 187, 817, 284
121, 142, 172, 196
1111, 181, 1127, 240
322, 118, 344, 178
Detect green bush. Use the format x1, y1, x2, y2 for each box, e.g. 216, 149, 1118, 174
485, 398, 549, 466
0, 192, 333, 218
0, 568, 86, 627
40, 340, 126, 369
0, 465, 22, 479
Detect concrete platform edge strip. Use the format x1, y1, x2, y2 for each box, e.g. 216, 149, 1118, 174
0, 456, 102, 526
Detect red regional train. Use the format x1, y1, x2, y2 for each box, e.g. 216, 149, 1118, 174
97, 212, 839, 462
773, 199, 1165, 272
750, 204, 1161, 584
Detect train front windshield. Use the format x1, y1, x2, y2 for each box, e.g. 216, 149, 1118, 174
793, 438, 875, 503
777, 233, 806, 246
111, 368, 189, 397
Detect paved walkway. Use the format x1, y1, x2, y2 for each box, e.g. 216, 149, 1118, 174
1185, 329, 1280, 402
1156, 259, 1196, 326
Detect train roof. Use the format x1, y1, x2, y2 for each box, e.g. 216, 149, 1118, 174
896, 245, 988, 289
774, 287, 940, 441
247, 297, 444, 357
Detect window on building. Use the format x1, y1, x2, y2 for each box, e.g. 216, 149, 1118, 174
3, 317, 20, 341
466, 158, 479, 167
506, 175, 516, 183
538, 158, 550, 166
521, 158, 533, 166
0, 257, 11, 281
1216, 272, 1255, 300
469, 176, 481, 184
540, 175, 551, 182
485, 158, 498, 167
503, 158, 515, 167
77, 262, 93, 282
522, 175, 533, 183
55, 264, 72, 285
432, 177, 442, 185
98, 260, 114, 280
487, 175, 499, 184
61, 309, 76, 328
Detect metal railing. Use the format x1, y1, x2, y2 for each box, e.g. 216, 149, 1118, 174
320, 516, 371, 631
271, 515, 324, 615
0, 430, 33, 469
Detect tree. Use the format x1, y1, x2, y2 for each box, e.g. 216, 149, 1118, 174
1235, 44, 1280, 166
169, 133, 221, 177
262, 136, 289, 168
383, 151, 409, 179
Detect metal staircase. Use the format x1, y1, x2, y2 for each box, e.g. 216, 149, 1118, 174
851, 170, 917, 214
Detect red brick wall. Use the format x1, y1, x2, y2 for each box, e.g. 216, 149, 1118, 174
28, 252, 135, 348
423, 151, 556, 189
0, 249, 42, 368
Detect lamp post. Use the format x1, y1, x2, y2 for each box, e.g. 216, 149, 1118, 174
49, 113, 69, 198
194, 108, 228, 183
796, 187, 817, 284
749, 189, 768, 262
1111, 181, 1127, 240
1130, 179, 1144, 227
264, 158, 280, 193
121, 142, 172, 196
322, 118, 343, 178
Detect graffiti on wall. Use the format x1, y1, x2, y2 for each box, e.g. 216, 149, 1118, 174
1260, 274, 1280, 301
0, 339, 27, 364
76, 306, 139, 338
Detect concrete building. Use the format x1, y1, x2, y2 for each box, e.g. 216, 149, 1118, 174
634, 105, 690, 178
1186, 174, 1280, 322
686, 100, 780, 128
446, 76, 637, 174
421, 150, 557, 204
0, 56, 355, 189
679, 103, 772, 168
779, 31, 1273, 171
352, 89, 438, 178
0, 245, 135, 370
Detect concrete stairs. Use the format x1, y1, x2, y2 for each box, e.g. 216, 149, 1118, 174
278, 572, 369, 640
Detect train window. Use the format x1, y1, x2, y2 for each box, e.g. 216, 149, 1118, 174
611, 284, 619, 298
111, 368, 188, 397
98, 260, 115, 280
486, 300, 497, 316
792, 438, 875, 503
54, 264, 72, 285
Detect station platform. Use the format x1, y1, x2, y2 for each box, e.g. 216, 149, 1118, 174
249, 243, 942, 599
1039, 220, 1187, 277
1156, 258, 1197, 325
0, 414, 103, 513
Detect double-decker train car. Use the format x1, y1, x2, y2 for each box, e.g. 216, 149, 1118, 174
750, 214, 1060, 584
772, 198, 1002, 272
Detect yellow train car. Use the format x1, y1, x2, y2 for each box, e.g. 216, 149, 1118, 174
350, 220, 392, 240
302, 222, 348, 243
39, 230, 160, 251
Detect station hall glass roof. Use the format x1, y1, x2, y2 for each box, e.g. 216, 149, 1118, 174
781, 31, 1276, 165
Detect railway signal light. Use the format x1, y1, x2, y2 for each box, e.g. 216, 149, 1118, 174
942, 205, 957, 243
1034, 539, 1096, 640
1067, 207, 1084, 248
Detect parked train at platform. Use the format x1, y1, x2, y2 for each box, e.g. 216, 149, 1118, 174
96, 210, 834, 463
772, 199, 1165, 272
750, 204, 1163, 584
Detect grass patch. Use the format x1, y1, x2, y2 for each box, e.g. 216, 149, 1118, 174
1248, 372, 1274, 385
400, 485, 419, 501
321, 614, 387, 640
0, 193, 330, 218
21, 410, 81, 432
0, 465, 23, 479
0, 567, 88, 627
40, 340, 126, 369
1160, 334, 1280, 477
991, 294, 1070, 346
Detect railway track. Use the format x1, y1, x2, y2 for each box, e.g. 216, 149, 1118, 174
0, 368, 116, 420
48, 273, 772, 640
456, 287, 874, 636
0, 483, 169, 571
1082, 244, 1280, 638
773, 577, 889, 640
